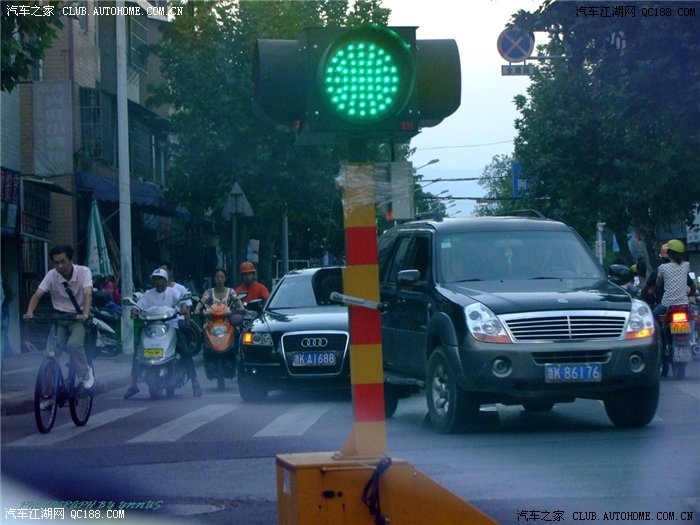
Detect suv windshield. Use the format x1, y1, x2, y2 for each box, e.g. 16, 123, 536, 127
438, 230, 604, 282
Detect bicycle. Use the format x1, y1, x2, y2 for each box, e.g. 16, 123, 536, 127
27, 313, 95, 433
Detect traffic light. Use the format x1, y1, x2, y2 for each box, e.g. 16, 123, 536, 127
253, 25, 461, 142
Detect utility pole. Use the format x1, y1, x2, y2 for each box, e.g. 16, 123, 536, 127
116, 1, 134, 355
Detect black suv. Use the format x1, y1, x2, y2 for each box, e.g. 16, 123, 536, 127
378, 216, 659, 433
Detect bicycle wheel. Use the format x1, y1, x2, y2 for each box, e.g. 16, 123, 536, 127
68, 365, 93, 426
34, 358, 59, 434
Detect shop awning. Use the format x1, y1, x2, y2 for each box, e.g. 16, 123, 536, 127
24, 177, 75, 196
75, 172, 172, 214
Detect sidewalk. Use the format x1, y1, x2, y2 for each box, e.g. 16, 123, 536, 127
1, 349, 133, 416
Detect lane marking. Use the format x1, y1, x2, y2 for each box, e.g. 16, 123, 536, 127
7, 407, 148, 447
678, 383, 700, 402
254, 403, 335, 437
127, 404, 237, 443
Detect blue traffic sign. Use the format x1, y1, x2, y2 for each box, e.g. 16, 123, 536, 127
497, 28, 535, 63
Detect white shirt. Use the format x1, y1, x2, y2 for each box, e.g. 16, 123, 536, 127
38, 265, 93, 313
137, 286, 183, 328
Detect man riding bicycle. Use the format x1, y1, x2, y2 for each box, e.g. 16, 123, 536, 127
24, 244, 95, 389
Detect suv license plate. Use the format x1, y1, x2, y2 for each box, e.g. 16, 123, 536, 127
545, 363, 602, 383
293, 352, 336, 366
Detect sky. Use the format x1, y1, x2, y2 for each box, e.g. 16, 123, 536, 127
382, 0, 542, 215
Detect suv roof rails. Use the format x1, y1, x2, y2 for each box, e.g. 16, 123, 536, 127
493, 209, 547, 219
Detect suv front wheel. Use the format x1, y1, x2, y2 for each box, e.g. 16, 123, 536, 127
603, 382, 659, 428
426, 347, 479, 433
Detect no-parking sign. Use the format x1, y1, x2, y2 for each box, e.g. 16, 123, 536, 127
497, 28, 535, 63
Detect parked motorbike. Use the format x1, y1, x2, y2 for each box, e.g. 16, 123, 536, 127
123, 293, 194, 400
91, 290, 121, 356
659, 303, 693, 380
691, 301, 700, 361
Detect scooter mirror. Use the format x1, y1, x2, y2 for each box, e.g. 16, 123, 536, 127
122, 297, 138, 307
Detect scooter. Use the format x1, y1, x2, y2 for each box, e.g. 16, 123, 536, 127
123, 293, 193, 399
199, 301, 243, 391
659, 304, 693, 380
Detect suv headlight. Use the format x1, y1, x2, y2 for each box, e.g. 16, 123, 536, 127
465, 303, 512, 343
625, 299, 655, 339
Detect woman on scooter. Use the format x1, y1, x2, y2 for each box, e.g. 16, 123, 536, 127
195, 268, 243, 319
654, 239, 696, 319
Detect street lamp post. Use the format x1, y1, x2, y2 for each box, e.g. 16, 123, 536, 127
414, 158, 440, 171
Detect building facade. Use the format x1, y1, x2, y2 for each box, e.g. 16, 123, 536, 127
1, 0, 186, 354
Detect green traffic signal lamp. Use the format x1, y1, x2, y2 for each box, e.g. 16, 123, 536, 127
319, 26, 415, 126
253, 26, 460, 142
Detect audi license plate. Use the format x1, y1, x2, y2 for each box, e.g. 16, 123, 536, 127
670, 322, 691, 334
143, 348, 164, 358
545, 363, 602, 383
293, 352, 336, 366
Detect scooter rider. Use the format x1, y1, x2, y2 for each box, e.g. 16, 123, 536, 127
123, 268, 202, 398
236, 262, 270, 304
195, 268, 242, 314
653, 239, 696, 320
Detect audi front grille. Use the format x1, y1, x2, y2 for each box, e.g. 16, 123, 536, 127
501, 310, 627, 341
281, 331, 349, 376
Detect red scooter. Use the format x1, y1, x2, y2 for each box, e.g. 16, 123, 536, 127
659, 304, 693, 380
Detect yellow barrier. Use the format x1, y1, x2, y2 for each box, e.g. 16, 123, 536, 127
277, 452, 497, 525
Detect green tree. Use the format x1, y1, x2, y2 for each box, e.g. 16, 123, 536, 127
1, 0, 63, 92
476, 154, 518, 216
511, 1, 700, 263
149, 0, 390, 283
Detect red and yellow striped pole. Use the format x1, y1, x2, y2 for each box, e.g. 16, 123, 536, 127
338, 163, 386, 458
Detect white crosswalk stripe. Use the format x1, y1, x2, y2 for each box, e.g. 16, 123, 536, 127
127, 404, 238, 443
7, 408, 148, 447
253, 403, 336, 437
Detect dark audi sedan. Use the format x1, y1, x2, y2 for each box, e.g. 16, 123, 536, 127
238, 267, 349, 401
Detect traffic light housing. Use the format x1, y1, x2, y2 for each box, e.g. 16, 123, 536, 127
253, 26, 460, 142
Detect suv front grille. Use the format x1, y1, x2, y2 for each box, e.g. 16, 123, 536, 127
502, 311, 627, 341
531, 350, 612, 365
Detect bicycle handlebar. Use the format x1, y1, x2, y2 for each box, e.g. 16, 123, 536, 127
24, 312, 87, 323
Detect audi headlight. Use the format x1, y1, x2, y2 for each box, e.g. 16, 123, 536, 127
464, 303, 512, 343
242, 331, 273, 346
625, 299, 655, 339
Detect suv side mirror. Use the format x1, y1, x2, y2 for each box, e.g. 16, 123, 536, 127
397, 269, 421, 288
608, 264, 633, 285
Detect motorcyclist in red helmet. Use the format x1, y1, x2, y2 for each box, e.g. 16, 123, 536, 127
236, 261, 270, 304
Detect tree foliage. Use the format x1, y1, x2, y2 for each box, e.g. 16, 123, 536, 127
149, 0, 389, 283
1, 0, 63, 92
476, 154, 518, 216
506, 1, 700, 263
